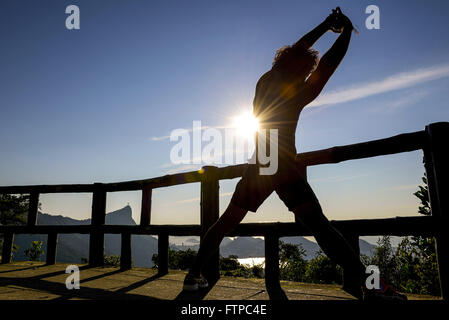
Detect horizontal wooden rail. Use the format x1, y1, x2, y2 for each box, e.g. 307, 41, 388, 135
0, 129, 427, 194
0, 184, 95, 195
0, 172, 204, 195
0, 216, 439, 237
216, 130, 426, 180
295, 130, 426, 167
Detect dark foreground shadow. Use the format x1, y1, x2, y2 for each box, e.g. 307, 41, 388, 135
0, 265, 166, 300
1, 276, 161, 300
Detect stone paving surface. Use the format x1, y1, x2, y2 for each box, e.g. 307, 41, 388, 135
0, 262, 439, 300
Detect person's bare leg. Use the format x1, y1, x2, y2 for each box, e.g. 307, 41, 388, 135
189, 203, 248, 277
292, 201, 365, 297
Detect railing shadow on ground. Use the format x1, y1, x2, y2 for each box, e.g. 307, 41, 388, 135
1, 122, 448, 301
0, 264, 166, 300
1, 276, 162, 301
0, 263, 49, 274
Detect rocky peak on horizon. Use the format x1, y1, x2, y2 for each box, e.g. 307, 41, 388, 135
36, 205, 136, 226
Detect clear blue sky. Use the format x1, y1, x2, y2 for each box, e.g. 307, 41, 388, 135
1, 0, 448, 225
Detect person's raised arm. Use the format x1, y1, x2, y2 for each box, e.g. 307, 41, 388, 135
302, 12, 353, 105
292, 8, 343, 50
292, 19, 330, 51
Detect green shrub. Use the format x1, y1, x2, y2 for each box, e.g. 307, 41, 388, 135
103, 254, 121, 267
305, 251, 342, 284
24, 241, 44, 261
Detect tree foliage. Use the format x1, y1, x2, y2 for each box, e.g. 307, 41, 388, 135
369, 236, 397, 285
395, 173, 439, 295
413, 175, 431, 216
279, 241, 307, 282
0, 194, 29, 226
0, 194, 31, 257
103, 254, 121, 267
24, 240, 44, 261
304, 250, 342, 284
152, 248, 197, 271
363, 174, 440, 296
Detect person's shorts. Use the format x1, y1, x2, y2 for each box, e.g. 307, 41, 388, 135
230, 162, 318, 212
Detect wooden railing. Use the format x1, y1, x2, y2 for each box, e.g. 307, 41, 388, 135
1, 122, 448, 300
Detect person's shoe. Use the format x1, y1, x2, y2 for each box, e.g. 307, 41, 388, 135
183, 273, 209, 291
363, 278, 407, 302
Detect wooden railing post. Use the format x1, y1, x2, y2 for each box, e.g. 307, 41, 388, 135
424, 122, 449, 300
120, 232, 132, 270
264, 234, 288, 300
89, 183, 106, 267
157, 233, 169, 275
140, 185, 152, 226
341, 232, 360, 288
264, 235, 280, 287
27, 192, 39, 226
200, 166, 220, 281
46, 232, 58, 265
1, 232, 14, 264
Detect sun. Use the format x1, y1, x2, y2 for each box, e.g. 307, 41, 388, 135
232, 112, 260, 139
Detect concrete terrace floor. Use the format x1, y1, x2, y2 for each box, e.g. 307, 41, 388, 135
0, 262, 440, 301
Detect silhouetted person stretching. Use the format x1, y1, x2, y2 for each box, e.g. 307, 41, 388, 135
183, 8, 406, 301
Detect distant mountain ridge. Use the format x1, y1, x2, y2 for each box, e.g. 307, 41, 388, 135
13, 206, 159, 267
12, 206, 375, 266
176, 235, 375, 261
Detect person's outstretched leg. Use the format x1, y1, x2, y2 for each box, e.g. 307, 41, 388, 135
292, 200, 366, 297
188, 203, 248, 277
